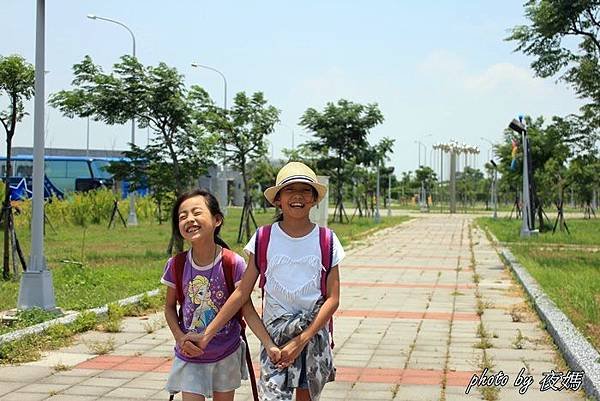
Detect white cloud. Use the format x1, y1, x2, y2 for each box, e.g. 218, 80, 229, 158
418, 50, 466, 77
464, 62, 548, 93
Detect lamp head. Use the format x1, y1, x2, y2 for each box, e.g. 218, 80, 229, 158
86, 14, 97, 19
191, 63, 199, 67
490, 159, 497, 168
509, 118, 526, 134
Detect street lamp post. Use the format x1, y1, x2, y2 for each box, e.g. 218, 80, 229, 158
414, 140, 427, 209
87, 14, 138, 226
190, 63, 227, 111
509, 118, 536, 238
191, 63, 228, 214
387, 171, 393, 217
279, 123, 295, 151
481, 137, 497, 215
375, 163, 381, 224
490, 159, 498, 219
433, 141, 479, 214
18, 0, 56, 310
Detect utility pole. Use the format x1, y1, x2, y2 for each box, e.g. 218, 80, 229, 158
18, 0, 56, 310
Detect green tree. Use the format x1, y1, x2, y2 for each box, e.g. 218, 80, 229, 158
0, 54, 35, 280
507, 0, 600, 146
414, 166, 438, 207
281, 144, 320, 172
456, 167, 484, 208
50, 56, 217, 252
300, 99, 384, 223
567, 154, 600, 217
357, 138, 395, 216
209, 92, 279, 243
248, 157, 279, 212
51, 56, 216, 197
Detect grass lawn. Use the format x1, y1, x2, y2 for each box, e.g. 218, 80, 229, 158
0, 207, 409, 313
477, 217, 600, 351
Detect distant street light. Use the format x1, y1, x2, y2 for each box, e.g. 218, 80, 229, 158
480, 137, 495, 166
375, 162, 381, 223
490, 159, 498, 219
191, 62, 228, 214
433, 141, 479, 214
480, 137, 497, 214
87, 13, 138, 226
414, 140, 428, 166
279, 123, 295, 151
386, 166, 395, 217
191, 63, 227, 110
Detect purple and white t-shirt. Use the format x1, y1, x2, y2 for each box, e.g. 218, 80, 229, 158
161, 249, 246, 363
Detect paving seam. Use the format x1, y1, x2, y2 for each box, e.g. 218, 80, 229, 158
469, 222, 499, 401
389, 253, 443, 396
440, 219, 465, 401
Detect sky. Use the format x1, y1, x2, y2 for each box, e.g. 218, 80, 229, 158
0, 1, 586, 175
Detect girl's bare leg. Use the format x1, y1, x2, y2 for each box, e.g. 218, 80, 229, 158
213, 390, 235, 401
182, 392, 205, 401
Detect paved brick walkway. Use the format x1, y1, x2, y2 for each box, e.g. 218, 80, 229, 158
0, 215, 586, 400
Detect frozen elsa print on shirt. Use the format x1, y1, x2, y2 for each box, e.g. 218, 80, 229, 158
187, 274, 217, 331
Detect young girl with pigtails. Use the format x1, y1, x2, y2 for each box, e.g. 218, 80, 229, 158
162, 189, 278, 401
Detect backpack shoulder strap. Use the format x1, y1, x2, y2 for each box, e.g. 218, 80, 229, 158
172, 251, 188, 324
221, 248, 237, 295
255, 225, 272, 290
221, 248, 243, 325
319, 226, 334, 298
318, 226, 336, 348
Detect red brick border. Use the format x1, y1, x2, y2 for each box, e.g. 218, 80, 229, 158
75, 356, 474, 387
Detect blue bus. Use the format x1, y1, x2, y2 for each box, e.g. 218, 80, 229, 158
0, 155, 143, 200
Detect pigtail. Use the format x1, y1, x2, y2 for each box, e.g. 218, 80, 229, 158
215, 236, 230, 250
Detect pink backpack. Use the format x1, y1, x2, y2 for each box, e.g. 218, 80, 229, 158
254, 224, 336, 347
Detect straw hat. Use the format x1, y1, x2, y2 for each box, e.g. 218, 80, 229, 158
264, 162, 327, 206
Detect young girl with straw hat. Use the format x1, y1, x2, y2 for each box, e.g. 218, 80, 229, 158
197, 161, 345, 401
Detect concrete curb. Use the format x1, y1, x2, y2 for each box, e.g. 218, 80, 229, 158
0, 288, 160, 344
483, 230, 600, 401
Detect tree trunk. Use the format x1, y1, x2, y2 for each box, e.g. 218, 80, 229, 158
3, 130, 14, 280
237, 163, 256, 243
558, 187, 565, 231
335, 164, 343, 223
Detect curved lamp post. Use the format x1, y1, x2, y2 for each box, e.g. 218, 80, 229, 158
87, 14, 138, 226
191, 63, 227, 110
191, 63, 228, 214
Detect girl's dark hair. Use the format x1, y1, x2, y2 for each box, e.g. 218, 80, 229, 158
272, 186, 319, 222
171, 189, 230, 249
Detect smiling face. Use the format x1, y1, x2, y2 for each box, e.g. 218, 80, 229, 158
274, 182, 317, 219
177, 195, 222, 243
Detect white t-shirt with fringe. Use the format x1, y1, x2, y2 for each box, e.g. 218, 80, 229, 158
244, 223, 345, 324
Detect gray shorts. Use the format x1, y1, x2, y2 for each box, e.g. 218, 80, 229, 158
166, 341, 248, 398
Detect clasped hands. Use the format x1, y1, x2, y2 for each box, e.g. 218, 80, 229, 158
177, 332, 306, 370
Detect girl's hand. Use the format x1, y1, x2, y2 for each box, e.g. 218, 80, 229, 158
277, 336, 306, 369
264, 340, 281, 364
197, 333, 212, 350
176, 333, 204, 358
181, 332, 203, 345
181, 340, 204, 358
